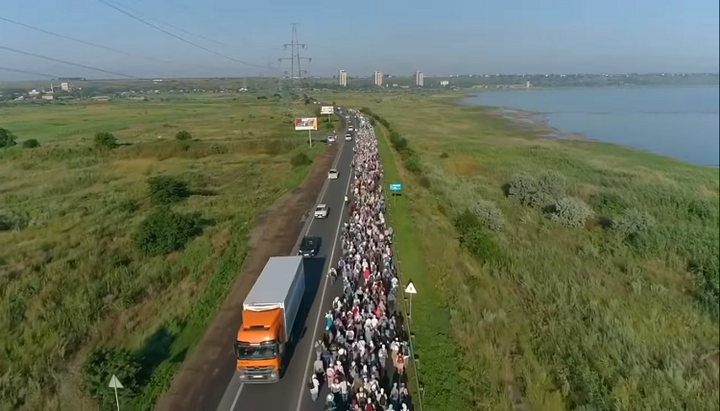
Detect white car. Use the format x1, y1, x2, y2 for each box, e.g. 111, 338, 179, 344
327, 135, 336, 143
345, 134, 352, 141
348, 126, 354, 132
327, 169, 339, 180
314, 204, 329, 219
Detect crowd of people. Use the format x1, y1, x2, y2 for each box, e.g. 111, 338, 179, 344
308, 118, 413, 411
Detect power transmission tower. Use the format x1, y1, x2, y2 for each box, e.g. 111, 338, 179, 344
278, 23, 312, 118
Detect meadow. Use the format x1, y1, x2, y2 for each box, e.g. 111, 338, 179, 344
319, 91, 720, 411
0, 95, 324, 410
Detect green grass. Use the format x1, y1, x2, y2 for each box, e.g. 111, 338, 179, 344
321, 91, 720, 411
0, 96, 325, 411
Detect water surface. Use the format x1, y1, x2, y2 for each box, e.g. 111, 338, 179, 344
464, 87, 720, 166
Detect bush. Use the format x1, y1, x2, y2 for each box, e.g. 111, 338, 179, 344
82, 347, 141, 409
94, 132, 118, 150
0, 128, 17, 148
175, 130, 192, 141
611, 208, 656, 238
147, 175, 189, 205
290, 152, 312, 167
22, 139, 40, 149
454, 210, 502, 264
474, 200, 506, 231
507, 171, 566, 209
133, 208, 201, 256
547, 196, 594, 228
440, 152, 449, 159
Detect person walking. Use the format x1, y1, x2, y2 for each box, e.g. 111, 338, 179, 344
309, 374, 320, 402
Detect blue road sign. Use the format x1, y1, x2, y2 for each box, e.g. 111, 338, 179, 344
389, 183, 402, 191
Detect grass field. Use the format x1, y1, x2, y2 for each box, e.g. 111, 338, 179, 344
321, 91, 720, 411
0, 96, 325, 411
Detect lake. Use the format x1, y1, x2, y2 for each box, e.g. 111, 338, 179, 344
463, 87, 720, 166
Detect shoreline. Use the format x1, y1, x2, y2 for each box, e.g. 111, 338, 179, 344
486, 107, 588, 141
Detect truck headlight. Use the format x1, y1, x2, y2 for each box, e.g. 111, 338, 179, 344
270, 370, 278, 379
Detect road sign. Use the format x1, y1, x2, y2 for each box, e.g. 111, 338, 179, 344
108, 374, 123, 411
405, 282, 417, 294
389, 183, 402, 191
109, 375, 123, 389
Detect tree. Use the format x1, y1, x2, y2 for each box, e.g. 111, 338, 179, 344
175, 130, 192, 141
22, 139, 40, 149
94, 132, 117, 150
0, 128, 17, 148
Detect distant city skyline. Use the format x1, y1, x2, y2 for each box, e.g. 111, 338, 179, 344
0, 0, 717, 81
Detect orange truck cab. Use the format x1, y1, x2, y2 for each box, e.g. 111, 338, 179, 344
235, 256, 305, 383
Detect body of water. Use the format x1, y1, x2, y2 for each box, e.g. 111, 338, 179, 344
464, 87, 720, 166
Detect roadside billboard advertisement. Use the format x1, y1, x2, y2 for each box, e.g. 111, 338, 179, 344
320, 105, 334, 115
294, 117, 318, 131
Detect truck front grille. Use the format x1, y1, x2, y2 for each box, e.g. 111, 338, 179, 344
242, 366, 274, 381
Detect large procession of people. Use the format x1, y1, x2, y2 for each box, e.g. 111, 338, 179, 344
308, 117, 413, 411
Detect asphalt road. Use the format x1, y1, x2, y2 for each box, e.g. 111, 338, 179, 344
213, 111, 359, 411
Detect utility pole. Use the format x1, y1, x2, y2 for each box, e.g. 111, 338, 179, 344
279, 23, 311, 87
278, 23, 311, 118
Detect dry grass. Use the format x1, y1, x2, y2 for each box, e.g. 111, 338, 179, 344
323, 91, 720, 411
0, 96, 324, 411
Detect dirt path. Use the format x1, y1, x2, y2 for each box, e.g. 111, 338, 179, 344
154, 142, 340, 411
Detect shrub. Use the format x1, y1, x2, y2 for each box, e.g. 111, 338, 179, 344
133, 208, 201, 256
290, 152, 312, 167
22, 139, 40, 149
0, 128, 17, 148
147, 175, 190, 205
175, 130, 192, 141
454, 209, 502, 264
611, 208, 656, 238
547, 196, 594, 228
440, 152, 449, 159
94, 132, 118, 150
507, 171, 566, 209
0, 211, 29, 232
82, 347, 141, 409
474, 200, 506, 231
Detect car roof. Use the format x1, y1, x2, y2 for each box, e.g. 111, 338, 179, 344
329, 168, 338, 172
316, 204, 327, 208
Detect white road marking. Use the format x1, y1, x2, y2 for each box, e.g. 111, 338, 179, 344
293, 159, 354, 411
227, 126, 349, 411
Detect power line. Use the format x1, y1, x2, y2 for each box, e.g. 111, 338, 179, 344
0, 66, 59, 79
127, 0, 231, 48
98, 0, 273, 71
0, 15, 171, 64
0, 45, 139, 79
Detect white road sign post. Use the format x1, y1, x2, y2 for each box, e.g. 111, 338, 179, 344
404, 281, 417, 324
108, 374, 123, 411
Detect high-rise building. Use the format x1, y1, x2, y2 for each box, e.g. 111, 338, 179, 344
415, 71, 424, 87
373, 71, 383, 87
339, 70, 348, 86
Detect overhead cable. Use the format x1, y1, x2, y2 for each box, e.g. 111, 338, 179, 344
0, 15, 171, 64
97, 0, 274, 70
0, 45, 140, 79
0, 66, 59, 79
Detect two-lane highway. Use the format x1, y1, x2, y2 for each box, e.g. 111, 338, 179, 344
213, 111, 360, 411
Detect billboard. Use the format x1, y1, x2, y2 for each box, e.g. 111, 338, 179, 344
294, 117, 318, 131
320, 105, 334, 115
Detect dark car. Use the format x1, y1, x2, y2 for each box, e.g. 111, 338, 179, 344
298, 236, 321, 257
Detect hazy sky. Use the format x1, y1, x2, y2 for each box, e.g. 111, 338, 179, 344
0, 0, 718, 80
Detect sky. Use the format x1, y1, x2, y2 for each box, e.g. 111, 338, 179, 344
0, 0, 718, 81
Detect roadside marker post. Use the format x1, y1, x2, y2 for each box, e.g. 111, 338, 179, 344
389, 183, 402, 207
404, 281, 417, 324
108, 374, 123, 411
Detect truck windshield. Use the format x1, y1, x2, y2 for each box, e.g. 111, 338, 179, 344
235, 341, 278, 360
